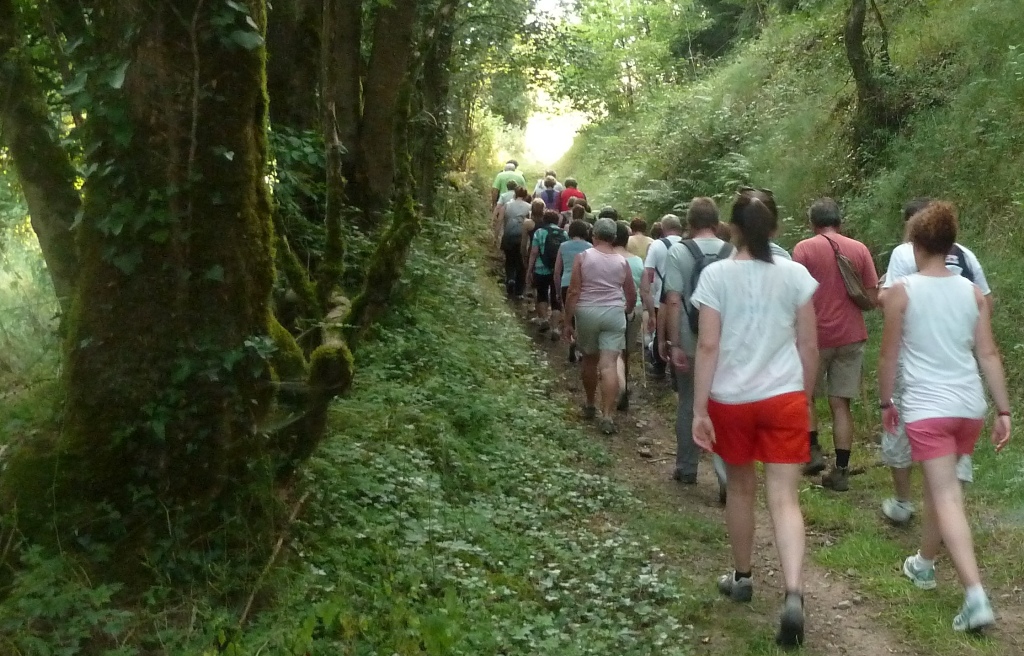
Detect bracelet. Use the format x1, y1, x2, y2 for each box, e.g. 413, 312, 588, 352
998, 410, 1011, 417
879, 400, 893, 410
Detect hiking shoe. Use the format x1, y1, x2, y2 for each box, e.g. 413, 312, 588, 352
803, 444, 826, 476
902, 554, 937, 590
549, 328, 560, 342
882, 498, 915, 525
599, 417, 617, 435
822, 466, 850, 492
956, 454, 974, 484
775, 592, 805, 648
953, 594, 995, 632
717, 572, 753, 602
581, 405, 597, 421
616, 389, 630, 412
673, 470, 697, 485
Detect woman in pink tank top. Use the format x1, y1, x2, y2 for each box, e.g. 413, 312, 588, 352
563, 217, 636, 434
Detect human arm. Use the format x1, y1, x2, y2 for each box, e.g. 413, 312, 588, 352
563, 257, 584, 341
972, 286, 1012, 451
795, 299, 818, 401
691, 305, 721, 451
860, 247, 881, 309
878, 283, 907, 432
492, 204, 506, 244
662, 291, 687, 371
641, 268, 656, 328
526, 245, 539, 287
623, 262, 637, 310
553, 250, 564, 306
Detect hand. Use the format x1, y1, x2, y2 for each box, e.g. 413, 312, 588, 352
670, 346, 689, 372
562, 325, 574, 343
646, 313, 657, 334
992, 414, 1011, 453
525, 273, 533, 289
692, 413, 716, 452
882, 405, 900, 434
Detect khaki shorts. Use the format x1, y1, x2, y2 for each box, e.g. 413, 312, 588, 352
575, 306, 627, 354
815, 341, 865, 399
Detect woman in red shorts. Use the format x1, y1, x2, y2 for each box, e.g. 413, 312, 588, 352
878, 201, 1011, 633
691, 189, 818, 648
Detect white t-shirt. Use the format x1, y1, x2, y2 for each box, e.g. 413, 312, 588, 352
644, 235, 683, 309
882, 242, 990, 294
899, 274, 986, 423
691, 258, 818, 404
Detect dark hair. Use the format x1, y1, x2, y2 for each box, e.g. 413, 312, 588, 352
613, 220, 631, 248
650, 222, 663, 239
687, 197, 719, 231
571, 203, 586, 221
514, 186, 530, 200
506, 179, 518, 191
598, 206, 619, 220
731, 191, 777, 263
507, 159, 519, 168
629, 217, 647, 234
902, 197, 932, 222
568, 219, 590, 239
808, 197, 842, 228
543, 209, 560, 226
564, 177, 578, 189
908, 201, 957, 256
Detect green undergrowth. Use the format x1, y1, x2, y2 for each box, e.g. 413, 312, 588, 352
203, 186, 702, 654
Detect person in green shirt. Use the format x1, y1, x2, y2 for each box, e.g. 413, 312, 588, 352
491, 160, 527, 207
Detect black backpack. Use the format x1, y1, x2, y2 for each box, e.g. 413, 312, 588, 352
540, 226, 568, 269
946, 244, 975, 282
681, 240, 734, 334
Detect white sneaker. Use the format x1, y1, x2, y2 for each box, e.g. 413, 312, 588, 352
953, 593, 995, 632
956, 455, 973, 484
882, 498, 915, 525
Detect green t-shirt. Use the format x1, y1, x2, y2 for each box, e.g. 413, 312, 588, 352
493, 170, 527, 192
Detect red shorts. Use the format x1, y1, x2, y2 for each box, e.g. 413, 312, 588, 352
905, 417, 983, 462
708, 392, 810, 465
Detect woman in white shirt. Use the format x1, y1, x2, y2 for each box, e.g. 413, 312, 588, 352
878, 201, 1011, 633
691, 189, 818, 648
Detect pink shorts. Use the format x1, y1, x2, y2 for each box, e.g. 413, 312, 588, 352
904, 417, 983, 462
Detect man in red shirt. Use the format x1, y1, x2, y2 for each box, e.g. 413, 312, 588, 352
793, 198, 879, 491
558, 178, 586, 213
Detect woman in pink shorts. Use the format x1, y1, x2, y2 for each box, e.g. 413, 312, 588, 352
878, 201, 1011, 633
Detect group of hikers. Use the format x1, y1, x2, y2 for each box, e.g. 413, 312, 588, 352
490, 160, 1012, 647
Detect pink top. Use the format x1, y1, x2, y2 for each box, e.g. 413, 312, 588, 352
577, 249, 628, 307
793, 232, 879, 349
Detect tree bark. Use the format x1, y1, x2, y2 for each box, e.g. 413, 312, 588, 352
354, 0, 420, 216
61, 0, 276, 512
413, 1, 459, 209
266, 0, 322, 130
0, 0, 81, 312
325, 0, 362, 182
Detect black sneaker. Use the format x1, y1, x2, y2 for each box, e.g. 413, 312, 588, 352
616, 389, 630, 412
717, 572, 753, 602
775, 592, 805, 648
673, 470, 697, 485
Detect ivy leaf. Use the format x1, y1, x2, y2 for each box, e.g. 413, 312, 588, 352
229, 30, 264, 50
61, 72, 88, 96
111, 250, 143, 275
204, 265, 225, 282
108, 61, 130, 89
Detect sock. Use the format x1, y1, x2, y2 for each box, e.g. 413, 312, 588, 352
809, 431, 819, 448
915, 551, 935, 570
735, 570, 752, 581
965, 584, 987, 606
835, 449, 851, 469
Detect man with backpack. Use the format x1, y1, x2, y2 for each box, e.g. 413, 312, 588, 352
527, 210, 569, 340
537, 175, 562, 211
877, 198, 994, 524
661, 198, 732, 498
793, 198, 879, 492
641, 214, 684, 380
533, 169, 565, 197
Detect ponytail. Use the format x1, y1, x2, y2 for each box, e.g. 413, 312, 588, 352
731, 193, 777, 263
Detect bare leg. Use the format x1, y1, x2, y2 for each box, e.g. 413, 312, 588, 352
616, 353, 626, 395
921, 455, 982, 588
536, 301, 549, 323
828, 396, 853, 451
598, 350, 620, 418
580, 354, 599, 407
919, 479, 942, 561
764, 463, 806, 593
724, 463, 757, 574
891, 466, 913, 500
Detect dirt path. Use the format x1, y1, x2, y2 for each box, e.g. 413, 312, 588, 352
514, 300, 923, 655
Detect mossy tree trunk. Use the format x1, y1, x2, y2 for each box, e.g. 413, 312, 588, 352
266, 0, 321, 131
844, 0, 902, 151
62, 0, 276, 514
0, 0, 80, 312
